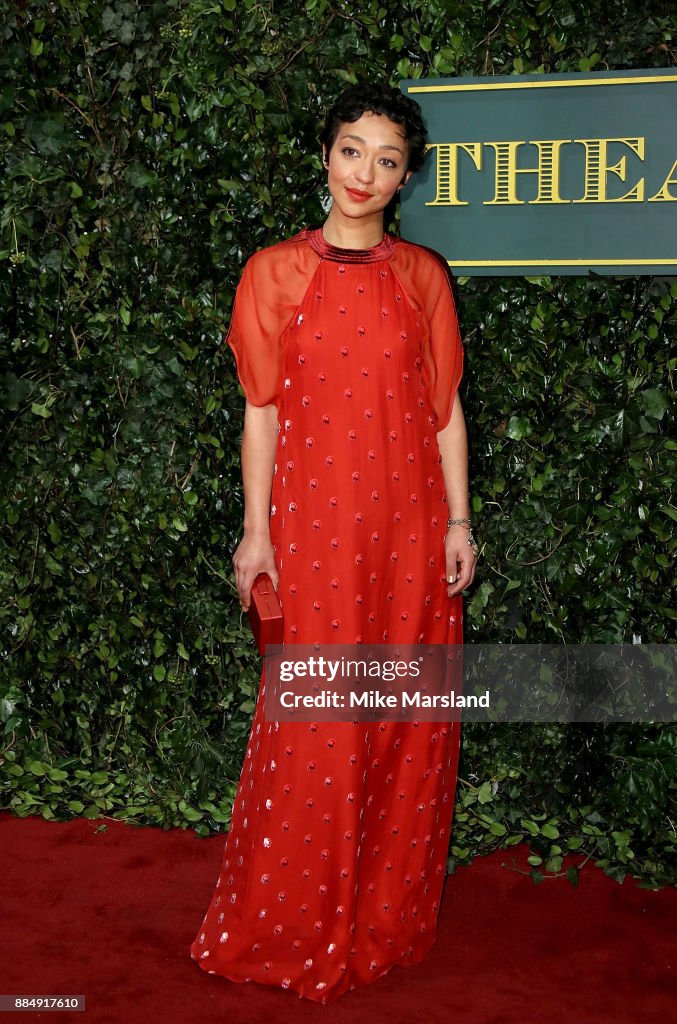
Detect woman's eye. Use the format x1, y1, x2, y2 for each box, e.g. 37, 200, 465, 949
339, 148, 398, 169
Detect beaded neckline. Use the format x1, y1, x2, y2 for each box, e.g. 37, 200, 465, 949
307, 227, 395, 264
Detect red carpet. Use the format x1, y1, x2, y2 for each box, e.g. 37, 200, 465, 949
0, 810, 674, 1023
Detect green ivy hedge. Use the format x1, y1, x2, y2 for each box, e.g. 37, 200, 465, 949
1, 0, 675, 886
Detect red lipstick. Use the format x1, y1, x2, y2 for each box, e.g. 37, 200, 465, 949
346, 187, 373, 201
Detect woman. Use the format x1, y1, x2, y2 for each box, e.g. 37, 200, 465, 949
190, 82, 478, 1003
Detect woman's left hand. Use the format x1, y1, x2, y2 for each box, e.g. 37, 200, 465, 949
444, 525, 477, 598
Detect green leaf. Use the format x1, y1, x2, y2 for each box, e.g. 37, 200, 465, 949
506, 415, 532, 440
477, 781, 493, 804
25, 113, 66, 155
47, 521, 62, 543
639, 388, 668, 420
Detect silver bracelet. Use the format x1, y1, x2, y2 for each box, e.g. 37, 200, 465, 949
446, 518, 480, 557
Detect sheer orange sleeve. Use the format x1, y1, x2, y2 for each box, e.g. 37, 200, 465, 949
391, 242, 464, 431
225, 239, 318, 410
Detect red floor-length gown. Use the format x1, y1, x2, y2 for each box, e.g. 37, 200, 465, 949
190, 227, 465, 1002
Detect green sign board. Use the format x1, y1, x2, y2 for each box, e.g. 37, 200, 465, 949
400, 70, 677, 276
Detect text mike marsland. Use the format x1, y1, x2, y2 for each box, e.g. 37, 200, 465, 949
278, 690, 491, 710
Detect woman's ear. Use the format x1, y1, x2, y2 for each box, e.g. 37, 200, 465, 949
398, 169, 412, 190
322, 145, 329, 168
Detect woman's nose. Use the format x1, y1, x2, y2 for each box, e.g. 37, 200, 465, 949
354, 161, 375, 184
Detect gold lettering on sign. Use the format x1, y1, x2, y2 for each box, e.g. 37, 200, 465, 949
484, 140, 569, 205
648, 158, 677, 201
423, 137, 675, 205
425, 143, 482, 206
573, 138, 645, 202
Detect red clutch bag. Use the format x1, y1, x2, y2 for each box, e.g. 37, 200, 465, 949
247, 573, 284, 653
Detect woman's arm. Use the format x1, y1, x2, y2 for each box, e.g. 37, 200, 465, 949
436, 393, 477, 598
232, 400, 280, 610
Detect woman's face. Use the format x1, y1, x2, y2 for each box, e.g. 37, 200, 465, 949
322, 112, 411, 221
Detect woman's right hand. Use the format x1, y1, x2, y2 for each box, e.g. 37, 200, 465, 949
232, 529, 279, 611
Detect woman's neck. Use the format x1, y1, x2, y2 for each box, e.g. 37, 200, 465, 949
321, 207, 385, 249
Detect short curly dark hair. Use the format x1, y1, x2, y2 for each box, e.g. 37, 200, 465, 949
320, 83, 428, 173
